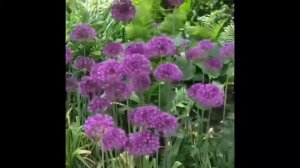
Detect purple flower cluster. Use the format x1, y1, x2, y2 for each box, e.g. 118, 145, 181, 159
66, 73, 78, 92
111, 0, 136, 22
84, 114, 128, 151
71, 24, 97, 41
129, 105, 178, 137
123, 53, 152, 77
154, 62, 183, 83
90, 59, 125, 86
104, 82, 132, 101
88, 96, 111, 113
75, 56, 95, 71
103, 42, 123, 58
147, 36, 176, 58
198, 40, 215, 52
219, 42, 234, 59
126, 130, 160, 156
84, 114, 115, 140
130, 74, 151, 93
124, 43, 151, 59
204, 57, 224, 72
66, 46, 73, 64
78, 76, 102, 98
103, 127, 127, 151
186, 46, 206, 61
188, 83, 224, 108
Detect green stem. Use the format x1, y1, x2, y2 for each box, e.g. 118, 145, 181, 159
223, 74, 229, 122
207, 108, 212, 132
122, 25, 126, 43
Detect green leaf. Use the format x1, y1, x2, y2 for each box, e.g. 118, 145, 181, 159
129, 93, 140, 103
175, 56, 195, 81
185, 25, 213, 40
172, 161, 184, 168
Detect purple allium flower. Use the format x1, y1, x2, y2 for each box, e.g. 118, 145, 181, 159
130, 74, 151, 93
90, 59, 125, 86
219, 42, 234, 59
126, 130, 160, 156
198, 40, 215, 52
152, 112, 178, 137
88, 96, 111, 113
204, 57, 224, 71
123, 53, 152, 77
188, 83, 224, 108
164, 0, 184, 7
84, 114, 115, 140
153, 62, 183, 82
128, 105, 161, 128
111, 0, 136, 22
103, 42, 123, 58
75, 56, 95, 71
124, 43, 151, 59
66, 73, 78, 92
147, 36, 176, 58
186, 46, 206, 61
102, 127, 127, 151
104, 82, 132, 101
66, 46, 73, 64
78, 76, 102, 98
71, 24, 97, 41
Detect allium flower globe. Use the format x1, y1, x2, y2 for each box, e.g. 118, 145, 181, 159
204, 57, 224, 71
66, 74, 78, 92
71, 24, 97, 41
123, 53, 152, 77
78, 76, 101, 98
103, 42, 123, 58
130, 74, 151, 93
154, 62, 183, 82
198, 39, 215, 52
164, 0, 184, 7
219, 42, 234, 59
66, 46, 73, 64
126, 131, 160, 156
188, 83, 224, 108
128, 105, 161, 128
102, 127, 127, 151
104, 82, 132, 101
186, 46, 206, 61
84, 114, 115, 140
90, 60, 125, 85
75, 56, 95, 71
111, 0, 136, 22
88, 97, 111, 113
124, 43, 151, 59
147, 36, 176, 58
153, 112, 178, 137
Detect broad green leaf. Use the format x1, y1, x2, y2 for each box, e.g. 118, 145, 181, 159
185, 26, 213, 40
172, 161, 184, 168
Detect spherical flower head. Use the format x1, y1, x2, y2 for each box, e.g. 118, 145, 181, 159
103, 127, 127, 151
66, 46, 73, 64
126, 130, 160, 156
204, 57, 224, 72
188, 83, 224, 108
130, 74, 151, 93
75, 56, 95, 71
66, 73, 78, 92
198, 40, 215, 52
147, 36, 176, 58
164, 0, 184, 7
88, 96, 111, 113
153, 112, 178, 137
84, 114, 115, 140
103, 42, 123, 58
71, 24, 97, 41
104, 82, 132, 101
186, 46, 206, 61
124, 43, 151, 59
128, 105, 161, 128
219, 42, 234, 59
111, 0, 136, 22
123, 53, 152, 77
90, 59, 125, 85
153, 62, 183, 83
78, 76, 101, 98
187, 83, 204, 100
